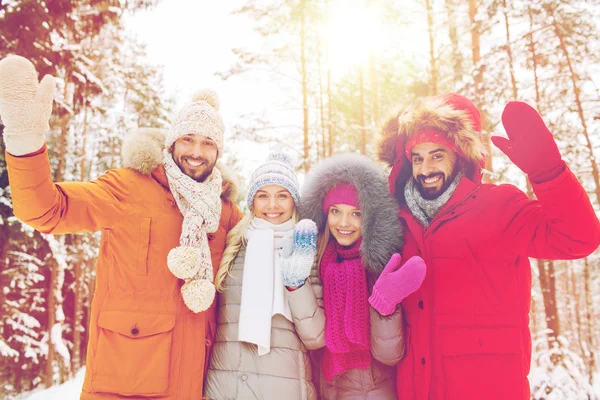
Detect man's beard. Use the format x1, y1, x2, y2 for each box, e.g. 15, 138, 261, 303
415, 170, 458, 200
175, 156, 216, 182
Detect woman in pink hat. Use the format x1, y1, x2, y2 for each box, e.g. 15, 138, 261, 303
282, 154, 427, 399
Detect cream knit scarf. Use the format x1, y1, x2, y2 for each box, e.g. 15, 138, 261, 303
238, 217, 294, 356
163, 150, 223, 312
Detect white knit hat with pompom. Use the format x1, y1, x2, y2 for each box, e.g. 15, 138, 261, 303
166, 89, 224, 155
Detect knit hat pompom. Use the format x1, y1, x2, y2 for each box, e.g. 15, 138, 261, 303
322, 184, 360, 213
167, 246, 203, 279
192, 89, 220, 111
247, 152, 300, 209
266, 152, 294, 165
166, 88, 225, 153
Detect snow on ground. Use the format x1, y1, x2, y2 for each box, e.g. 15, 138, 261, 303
19, 368, 85, 400
11, 367, 600, 399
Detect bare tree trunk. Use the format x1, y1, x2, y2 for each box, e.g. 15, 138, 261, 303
45, 264, 57, 386
445, 0, 462, 84
327, 57, 334, 156
564, 267, 578, 345
300, 2, 310, 172
502, 0, 518, 99
359, 67, 367, 155
317, 45, 326, 161
368, 52, 379, 124
86, 270, 96, 362
527, 7, 541, 108
72, 258, 83, 372
80, 89, 89, 182
468, 0, 492, 180
0, 221, 8, 340
54, 82, 72, 183
569, 267, 585, 361
539, 260, 561, 365
325, 0, 334, 156
549, 7, 600, 204
583, 258, 596, 385
530, 285, 538, 341
425, 0, 438, 95
72, 91, 88, 372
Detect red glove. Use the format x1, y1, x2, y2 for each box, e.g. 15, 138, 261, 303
368, 254, 426, 316
492, 101, 565, 183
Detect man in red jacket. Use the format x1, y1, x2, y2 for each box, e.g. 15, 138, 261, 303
378, 93, 600, 400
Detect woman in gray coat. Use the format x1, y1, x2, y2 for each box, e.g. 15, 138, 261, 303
283, 154, 426, 399
204, 153, 318, 400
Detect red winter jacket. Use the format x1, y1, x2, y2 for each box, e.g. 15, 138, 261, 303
396, 167, 600, 400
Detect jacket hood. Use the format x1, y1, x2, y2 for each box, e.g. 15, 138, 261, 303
299, 154, 403, 277
121, 127, 240, 202
378, 94, 486, 198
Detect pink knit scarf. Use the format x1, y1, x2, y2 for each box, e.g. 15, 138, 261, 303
320, 238, 371, 381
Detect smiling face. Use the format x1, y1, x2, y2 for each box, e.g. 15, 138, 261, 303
253, 185, 295, 225
327, 203, 363, 247
171, 134, 218, 182
410, 142, 459, 200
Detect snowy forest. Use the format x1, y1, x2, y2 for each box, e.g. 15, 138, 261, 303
1, 0, 600, 399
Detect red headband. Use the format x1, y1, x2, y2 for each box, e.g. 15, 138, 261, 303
404, 128, 464, 160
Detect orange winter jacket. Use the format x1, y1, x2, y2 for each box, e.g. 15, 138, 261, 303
6, 129, 243, 400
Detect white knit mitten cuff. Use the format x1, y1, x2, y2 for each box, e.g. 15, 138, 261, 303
282, 251, 315, 287
281, 219, 317, 288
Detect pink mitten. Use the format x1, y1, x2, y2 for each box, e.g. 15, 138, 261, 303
368, 254, 426, 315
492, 101, 564, 183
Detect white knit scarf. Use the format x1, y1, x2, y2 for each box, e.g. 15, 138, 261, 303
163, 150, 223, 312
238, 217, 294, 356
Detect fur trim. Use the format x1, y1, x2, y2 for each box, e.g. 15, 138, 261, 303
299, 154, 403, 276
378, 96, 486, 173
122, 128, 166, 175
217, 160, 241, 203
121, 127, 239, 201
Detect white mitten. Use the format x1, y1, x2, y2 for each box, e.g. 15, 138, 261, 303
281, 219, 318, 288
0, 55, 55, 155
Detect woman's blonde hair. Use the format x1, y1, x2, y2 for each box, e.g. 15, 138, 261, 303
214, 208, 299, 292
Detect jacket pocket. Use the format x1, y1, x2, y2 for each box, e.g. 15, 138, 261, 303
92, 310, 176, 396
136, 217, 151, 275
439, 327, 525, 400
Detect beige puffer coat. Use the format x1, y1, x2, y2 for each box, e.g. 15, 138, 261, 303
288, 263, 404, 400
292, 154, 407, 399
204, 248, 318, 400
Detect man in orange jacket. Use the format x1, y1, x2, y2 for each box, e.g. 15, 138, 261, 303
0, 55, 242, 399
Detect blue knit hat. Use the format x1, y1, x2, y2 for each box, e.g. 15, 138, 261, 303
247, 152, 300, 209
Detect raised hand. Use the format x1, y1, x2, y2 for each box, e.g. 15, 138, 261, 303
0, 55, 56, 156
491, 101, 563, 182
368, 254, 426, 316
281, 219, 318, 288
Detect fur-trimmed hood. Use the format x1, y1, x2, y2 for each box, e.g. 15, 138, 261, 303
121, 127, 240, 202
378, 93, 486, 197
299, 154, 403, 277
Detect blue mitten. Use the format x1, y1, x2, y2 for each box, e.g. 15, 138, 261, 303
281, 219, 318, 288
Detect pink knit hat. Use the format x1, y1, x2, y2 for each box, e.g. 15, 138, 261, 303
322, 184, 360, 213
